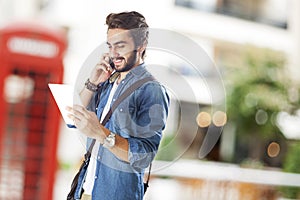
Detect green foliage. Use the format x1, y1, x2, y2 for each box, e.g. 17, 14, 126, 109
240, 158, 265, 169
281, 141, 300, 198
224, 46, 300, 168
226, 47, 290, 140
156, 134, 180, 161
222, 45, 300, 197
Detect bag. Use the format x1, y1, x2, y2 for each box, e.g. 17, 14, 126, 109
67, 152, 90, 200
67, 76, 154, 199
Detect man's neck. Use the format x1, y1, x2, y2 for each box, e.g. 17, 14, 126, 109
117, 61, 143, 84
117, 71, 129, 84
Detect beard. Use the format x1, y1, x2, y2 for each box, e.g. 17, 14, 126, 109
114, 50, 138, 73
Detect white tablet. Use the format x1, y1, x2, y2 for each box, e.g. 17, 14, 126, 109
48, 83, 82, 128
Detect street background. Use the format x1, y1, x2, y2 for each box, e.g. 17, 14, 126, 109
1, 0, 300, 199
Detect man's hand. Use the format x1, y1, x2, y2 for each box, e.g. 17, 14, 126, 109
89, 53, 114, 85
66, 105, 108, 143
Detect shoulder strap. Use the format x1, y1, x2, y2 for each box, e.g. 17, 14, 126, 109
145, 162, 152, 184
86, 76, 155, 157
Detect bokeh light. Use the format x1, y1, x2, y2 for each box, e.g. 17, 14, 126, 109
196, 111, 211, 127
255, 109, 268, 125
212, 111, 227, 127
267, 142, 280, 158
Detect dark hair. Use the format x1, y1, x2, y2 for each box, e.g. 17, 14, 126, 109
106, 11, 149, 59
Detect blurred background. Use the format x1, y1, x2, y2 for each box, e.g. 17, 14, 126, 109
0, 0, 300, 199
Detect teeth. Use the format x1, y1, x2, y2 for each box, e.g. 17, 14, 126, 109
115, 59, 122, 63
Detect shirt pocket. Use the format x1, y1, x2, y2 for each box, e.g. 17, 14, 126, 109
114, 104, 135, 134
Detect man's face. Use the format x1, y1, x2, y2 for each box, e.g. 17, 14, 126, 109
107, 28, 139, 72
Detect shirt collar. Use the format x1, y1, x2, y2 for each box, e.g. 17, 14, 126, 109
127, 62, 146, 76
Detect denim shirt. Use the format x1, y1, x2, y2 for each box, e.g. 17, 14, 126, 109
74, 64, 169, 200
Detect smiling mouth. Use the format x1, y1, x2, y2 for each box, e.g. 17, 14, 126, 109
113, 57, 124, 65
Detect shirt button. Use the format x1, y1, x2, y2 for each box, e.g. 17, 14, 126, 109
113, 98, 116, 101
121, 81, 125, 84
94, 176, 97, 179
97, 156, 101, 160
120, 108, 123, 112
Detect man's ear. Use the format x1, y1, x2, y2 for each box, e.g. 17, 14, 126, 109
136, 45, 146, 59
136, 45, 146, 54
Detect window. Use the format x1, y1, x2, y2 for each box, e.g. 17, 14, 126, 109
175, 0, 288, 29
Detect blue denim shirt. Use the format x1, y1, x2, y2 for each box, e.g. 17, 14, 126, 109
74, 64, 169, 200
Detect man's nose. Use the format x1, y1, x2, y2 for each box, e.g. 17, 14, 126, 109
109, 47, 120, 58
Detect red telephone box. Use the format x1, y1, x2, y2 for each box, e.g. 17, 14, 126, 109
0, 22, 67, 200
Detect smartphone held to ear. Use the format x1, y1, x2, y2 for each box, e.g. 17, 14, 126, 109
109, 58, 115, 69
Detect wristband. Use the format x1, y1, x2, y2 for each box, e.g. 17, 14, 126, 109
85, 79, 99, 92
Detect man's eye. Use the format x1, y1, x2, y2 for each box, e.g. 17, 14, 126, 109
116, 45, 125, 49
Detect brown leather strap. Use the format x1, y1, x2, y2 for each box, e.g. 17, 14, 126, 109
145, 162, 152, 184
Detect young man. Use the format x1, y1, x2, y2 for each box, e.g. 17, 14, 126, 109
68, 11, 169, 200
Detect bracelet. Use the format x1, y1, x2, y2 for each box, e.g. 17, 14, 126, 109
85, 79, 99, 92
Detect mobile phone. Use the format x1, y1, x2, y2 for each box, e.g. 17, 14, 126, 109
109, 58, 115, 69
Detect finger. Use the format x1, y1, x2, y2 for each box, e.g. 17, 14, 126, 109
66, 107, 81, 121
72, 105, 90, 118
67, 114, 81, 130
66, 106, 73, 112
73, 104, 86, 111
65, 105, 84, 122
101, 60, 112, 72
66, 106, 76, 120
100, 54, 110, 65
102, 54, 113, 71
67, 113, 76, 121
96, 62, 112, 74
101, 53, 110, 61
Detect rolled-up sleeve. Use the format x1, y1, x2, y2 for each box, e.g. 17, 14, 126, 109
127, 82, 169, 170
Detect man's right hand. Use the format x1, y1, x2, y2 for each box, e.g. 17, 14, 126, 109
89, 53, 114, 85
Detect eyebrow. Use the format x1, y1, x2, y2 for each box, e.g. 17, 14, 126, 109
106, 41, 127, 46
